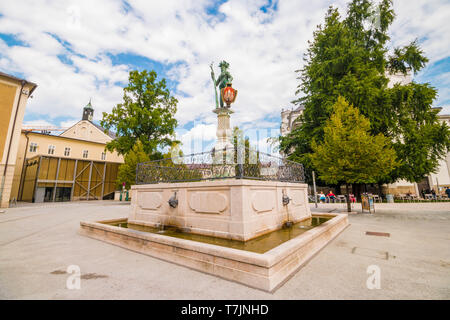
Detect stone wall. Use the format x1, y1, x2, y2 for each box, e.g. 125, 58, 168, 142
129, 179, 311, 241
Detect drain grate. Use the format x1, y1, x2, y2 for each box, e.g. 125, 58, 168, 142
365, 231, 390, 237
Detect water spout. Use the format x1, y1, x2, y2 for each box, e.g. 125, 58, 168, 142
282, 189, 293, 228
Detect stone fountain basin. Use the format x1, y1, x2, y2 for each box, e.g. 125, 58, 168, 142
79, 213, 348, 292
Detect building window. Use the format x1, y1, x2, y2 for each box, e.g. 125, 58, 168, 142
29, 143, 38, 152
64, 147, 71, 157
82, 150, 88, 158
101, 152, 106, 160
48, 145, 55, 155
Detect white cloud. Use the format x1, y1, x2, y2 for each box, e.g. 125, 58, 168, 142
22, 119, 54, 127
0, 0, 448, 134
176, 120, 281, 156
60, 119, 79, 129
390, 0, 450, 63
176, 123, 217, 154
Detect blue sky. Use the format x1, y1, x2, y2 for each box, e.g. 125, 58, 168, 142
0, 0, 449, 153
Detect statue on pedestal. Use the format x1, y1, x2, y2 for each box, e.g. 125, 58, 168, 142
209, 61, 237, 158
210, 61, 237, 109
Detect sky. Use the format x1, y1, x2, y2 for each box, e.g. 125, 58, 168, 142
0, 0, 449, 154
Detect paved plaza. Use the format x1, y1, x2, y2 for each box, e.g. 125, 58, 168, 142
0, 201, 449, 299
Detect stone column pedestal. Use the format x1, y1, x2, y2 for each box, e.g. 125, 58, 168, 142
213, 107, 234, 151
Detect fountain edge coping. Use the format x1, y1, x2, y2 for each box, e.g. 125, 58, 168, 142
79, 212, 347, 269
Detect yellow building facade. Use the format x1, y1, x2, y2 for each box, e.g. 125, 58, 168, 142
0, 72, 37, 208
10, 101, 124, 204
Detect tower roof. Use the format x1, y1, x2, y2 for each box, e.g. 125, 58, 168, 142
84, 98, 94, 111
82, 98, 94, 121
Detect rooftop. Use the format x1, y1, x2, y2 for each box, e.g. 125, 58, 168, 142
0, 71, 38, 95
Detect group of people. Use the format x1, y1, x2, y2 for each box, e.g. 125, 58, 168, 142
317, 191, 349, 203
318, 191, 333, 203
420, 188, 436, 199
316, 187, 450, 203
420, 187, 450, 200
317, 191, 357, 203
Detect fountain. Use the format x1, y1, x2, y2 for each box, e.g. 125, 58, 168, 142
79, 61, 348, 292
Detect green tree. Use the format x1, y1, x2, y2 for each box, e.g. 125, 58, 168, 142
117, 140, 150, 189
101, 70, 178, 159
310, 97, 397, 190
280, 0, 450, 185
231, 126, 261, 178
138, 143, 203, 182
232, 126, 250, 156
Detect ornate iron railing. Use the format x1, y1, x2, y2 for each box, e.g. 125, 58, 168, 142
135, 147, 305, 184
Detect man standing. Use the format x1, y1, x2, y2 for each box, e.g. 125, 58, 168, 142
210, 61, 233, 109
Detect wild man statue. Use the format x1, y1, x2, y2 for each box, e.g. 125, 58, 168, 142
210, 60, 233, 109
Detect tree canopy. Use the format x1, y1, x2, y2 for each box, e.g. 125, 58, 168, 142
101, 70, 178, 159
117, 140, 150, 189
280, 0, 450, 184
310, 97, 397, 185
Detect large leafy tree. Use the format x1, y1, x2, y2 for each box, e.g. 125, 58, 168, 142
101, 70, 178, 159
280, 0, 450, 185
310, 97, 397, 189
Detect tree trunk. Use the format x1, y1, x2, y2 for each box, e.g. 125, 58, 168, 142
353, 183, 362, 202
378, 183, 383, 197
336, 182, 342, 195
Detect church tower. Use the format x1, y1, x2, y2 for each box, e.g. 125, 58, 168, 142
82, 99, 94, 121
60, 98, 116, 143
